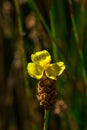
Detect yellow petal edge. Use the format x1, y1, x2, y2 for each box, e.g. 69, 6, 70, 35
57, 62, 66, 76
45, 62, 66, 80
31, 50, 51, 66
27, 63, 44, 79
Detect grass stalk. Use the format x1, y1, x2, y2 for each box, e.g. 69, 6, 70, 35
68, 0, 87, 85
13, 3, 33, 127
14, 0, 31, 98
49, 8, 58, 61
44, 110, 49, 130
14, 0, 23, 34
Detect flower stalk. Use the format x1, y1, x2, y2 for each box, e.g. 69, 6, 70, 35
44, 110, 49, 130
27, 50, 65, 130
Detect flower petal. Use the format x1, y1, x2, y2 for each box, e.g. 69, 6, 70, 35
31, 50, 51, 66
27, 63, 44, 79
45, 62, 66, 80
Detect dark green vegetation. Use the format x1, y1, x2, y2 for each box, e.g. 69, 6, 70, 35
0, 0, 87, 130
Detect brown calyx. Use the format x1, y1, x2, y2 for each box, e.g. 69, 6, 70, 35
37, 76, 57, 110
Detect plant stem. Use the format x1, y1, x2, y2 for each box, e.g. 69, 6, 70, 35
14, 0, 23, 34
44, 109, 49, 130
49, 8, 58, 62
13, 2, 33, 125
14, 0, 31, 98
68, 0, 87, 86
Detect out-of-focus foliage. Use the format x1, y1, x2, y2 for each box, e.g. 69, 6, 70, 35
0, 0, 87, 130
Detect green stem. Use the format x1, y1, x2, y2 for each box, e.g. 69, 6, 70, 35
49, 8, 58, 62
14, 0, 31, 97
14, 0, 23, 34
68, 0, 87, 85
44, 110, 49, 130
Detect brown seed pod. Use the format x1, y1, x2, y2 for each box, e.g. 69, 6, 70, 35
54, 100, 68, 117
37, 75, 57, 110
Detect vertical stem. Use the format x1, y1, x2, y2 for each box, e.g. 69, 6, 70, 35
68, 0, 79, 43
14, 0, 31, 98
14, 0, 23, 34
68, 0, 87, 86
44, 109, 49, 130
49, 9, 58, 62
0, 20, 5, 130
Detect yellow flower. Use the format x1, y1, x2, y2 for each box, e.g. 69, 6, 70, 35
27, 50, 65, 80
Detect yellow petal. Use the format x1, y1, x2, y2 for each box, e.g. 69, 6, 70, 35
31, 50, 51, 67
27, 63, 44, 79
45, 62, 66, 80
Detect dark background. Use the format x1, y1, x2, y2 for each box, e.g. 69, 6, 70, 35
0, 0, 87, 130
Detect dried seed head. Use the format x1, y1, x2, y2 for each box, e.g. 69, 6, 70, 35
25, 13, 36, 29
54, 100, 67, 117
37, 76, 57, 110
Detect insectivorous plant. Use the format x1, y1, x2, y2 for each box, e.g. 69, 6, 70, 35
27, 50, 65, 129
27, 50, 65, 108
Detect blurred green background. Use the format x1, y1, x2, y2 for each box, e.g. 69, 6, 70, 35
0, 0, 87, 130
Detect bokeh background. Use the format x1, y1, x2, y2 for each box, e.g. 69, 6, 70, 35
0, 0, 87, 130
